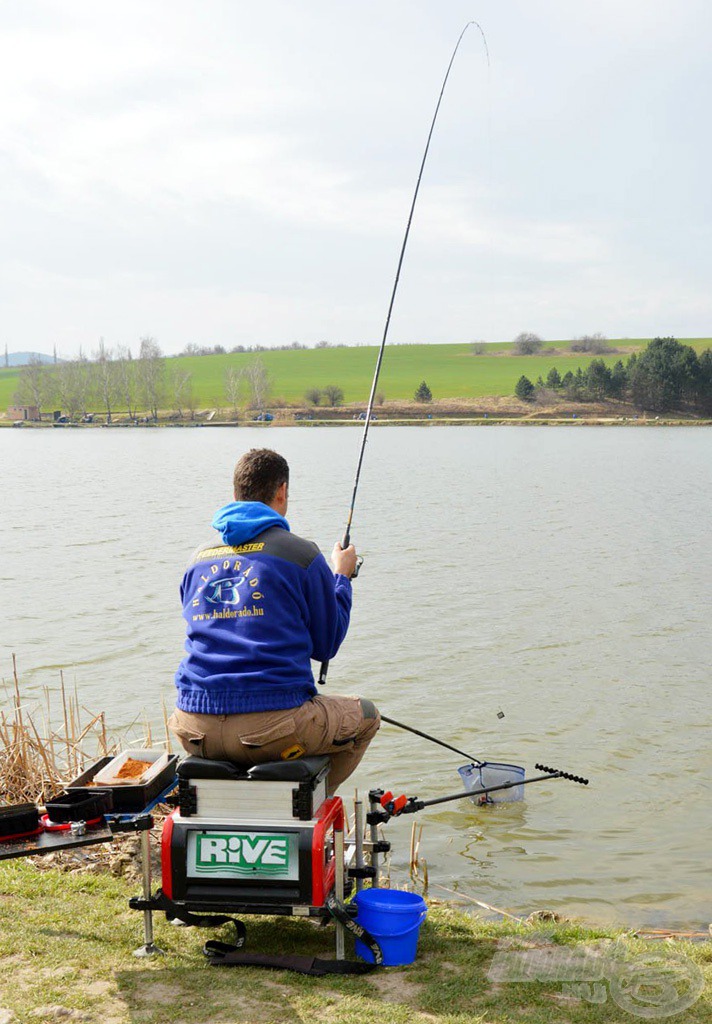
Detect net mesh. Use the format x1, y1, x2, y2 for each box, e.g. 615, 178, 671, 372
458, 761, 525, 804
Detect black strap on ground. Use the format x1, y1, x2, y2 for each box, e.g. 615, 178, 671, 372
203, 893, 383, 975
204, 946, 376, 976
130, 888, 247, 948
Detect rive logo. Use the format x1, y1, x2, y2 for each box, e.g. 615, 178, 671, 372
204, 576, 246, 606
194, 833, 291, 877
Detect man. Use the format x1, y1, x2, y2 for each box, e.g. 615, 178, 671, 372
169, 448, 379, 792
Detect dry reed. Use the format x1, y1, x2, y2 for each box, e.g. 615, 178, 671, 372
1, 655, 156, 805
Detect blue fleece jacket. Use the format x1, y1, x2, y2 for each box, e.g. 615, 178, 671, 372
174, 502, 352, 714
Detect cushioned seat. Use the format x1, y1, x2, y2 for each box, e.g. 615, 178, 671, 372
177, 755, 329, 783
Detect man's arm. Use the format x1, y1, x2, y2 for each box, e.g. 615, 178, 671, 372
303, 543, 357, 662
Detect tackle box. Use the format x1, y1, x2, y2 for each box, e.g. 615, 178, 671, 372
68, 754, 179, 813
45, 788, 114, 823
0, 803, 40, 840
93, 749, 170, 787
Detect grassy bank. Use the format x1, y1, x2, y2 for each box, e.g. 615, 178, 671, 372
0, 860, 709, 1023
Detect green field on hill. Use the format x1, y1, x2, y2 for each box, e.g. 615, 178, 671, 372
2, 339, 711, 413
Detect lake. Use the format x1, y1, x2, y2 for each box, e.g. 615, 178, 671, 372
1, 424, 710, 928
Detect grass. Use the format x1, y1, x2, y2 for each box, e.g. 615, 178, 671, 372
0, 859, 710, 1023
3, 339, 712, 415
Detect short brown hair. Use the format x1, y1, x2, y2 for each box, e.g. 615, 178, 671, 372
233, 449, 289, 504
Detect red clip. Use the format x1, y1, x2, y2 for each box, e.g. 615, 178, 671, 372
392, 794, 407, 815
380, 791, 393, 808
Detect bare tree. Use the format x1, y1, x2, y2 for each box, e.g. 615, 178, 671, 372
13, 356, 50, 418
322, 384, 344, 407
115, 345, 137, 420
172, 368, 194, 420
93, 338, 118, 423
224, 367, 243, 419
77, 352, 94, 417
243, 358, 272, 412
570, 333, 610, 354
55, 360, 91, 420
513, 332, 544, 355
304, 387, 322, 406
186, 381, 199, 421
137, 336, 165, 420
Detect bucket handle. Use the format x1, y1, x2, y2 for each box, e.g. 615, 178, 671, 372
367, 909, 427, 940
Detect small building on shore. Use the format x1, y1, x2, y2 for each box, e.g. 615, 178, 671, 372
8, 405, 40, 421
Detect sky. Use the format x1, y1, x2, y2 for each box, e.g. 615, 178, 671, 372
1, 0, 711, 356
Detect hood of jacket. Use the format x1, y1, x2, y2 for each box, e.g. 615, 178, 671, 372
211, 501, 290, 547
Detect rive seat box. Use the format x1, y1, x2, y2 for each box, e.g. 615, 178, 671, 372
164, 756, 341, 916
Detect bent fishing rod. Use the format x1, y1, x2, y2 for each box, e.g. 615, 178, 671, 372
319, 20, 487, 687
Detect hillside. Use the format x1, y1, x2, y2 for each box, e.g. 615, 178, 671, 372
2, 338, 711, 414
3, 351, 55, 367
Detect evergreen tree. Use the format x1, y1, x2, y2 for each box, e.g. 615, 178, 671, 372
414, 380, 433, 403
696, 349, 712, 414
629, 337, 700, 411
561, 370, 575, 391
609, 359, 627, 398
564, 367, 585, 401
586, 358, 613, 400
515, 375, 535, 401
546, 367, 562, 389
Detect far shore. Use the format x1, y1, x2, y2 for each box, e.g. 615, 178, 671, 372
3, 396, 711, 429
3, 415, 711, 429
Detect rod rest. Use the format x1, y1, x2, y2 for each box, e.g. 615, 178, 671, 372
177, 755, 330, 784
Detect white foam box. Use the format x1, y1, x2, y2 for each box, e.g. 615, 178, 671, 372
93, 749, 169, 787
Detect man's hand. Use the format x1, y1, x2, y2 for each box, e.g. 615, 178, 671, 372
331, 541, 358, 579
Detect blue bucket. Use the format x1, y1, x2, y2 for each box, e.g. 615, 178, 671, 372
354, 889, 428, 966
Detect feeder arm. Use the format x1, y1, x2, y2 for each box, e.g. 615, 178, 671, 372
367, 765, 589, 825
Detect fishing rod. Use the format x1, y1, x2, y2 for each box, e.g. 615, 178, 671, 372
319, 20, 487, 687
380, 713, 482, 766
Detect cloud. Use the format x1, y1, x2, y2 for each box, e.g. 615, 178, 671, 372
0, 0, 711, 351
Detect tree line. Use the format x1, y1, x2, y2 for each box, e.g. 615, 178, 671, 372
514, 337, 712, 414
177, 339, 350, 357
13, 338, 166, 422
12, 340, 276, 422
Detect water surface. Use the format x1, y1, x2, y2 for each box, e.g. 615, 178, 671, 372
1, 425, 710, 927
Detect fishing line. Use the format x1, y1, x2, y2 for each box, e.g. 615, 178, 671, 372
379, 713, 482, 766
319, 20, 490, 687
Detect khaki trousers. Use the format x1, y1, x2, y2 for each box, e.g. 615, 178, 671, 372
168, 695, 380, 794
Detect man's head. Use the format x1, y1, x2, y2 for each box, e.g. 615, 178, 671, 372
233, 449, 289, 513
